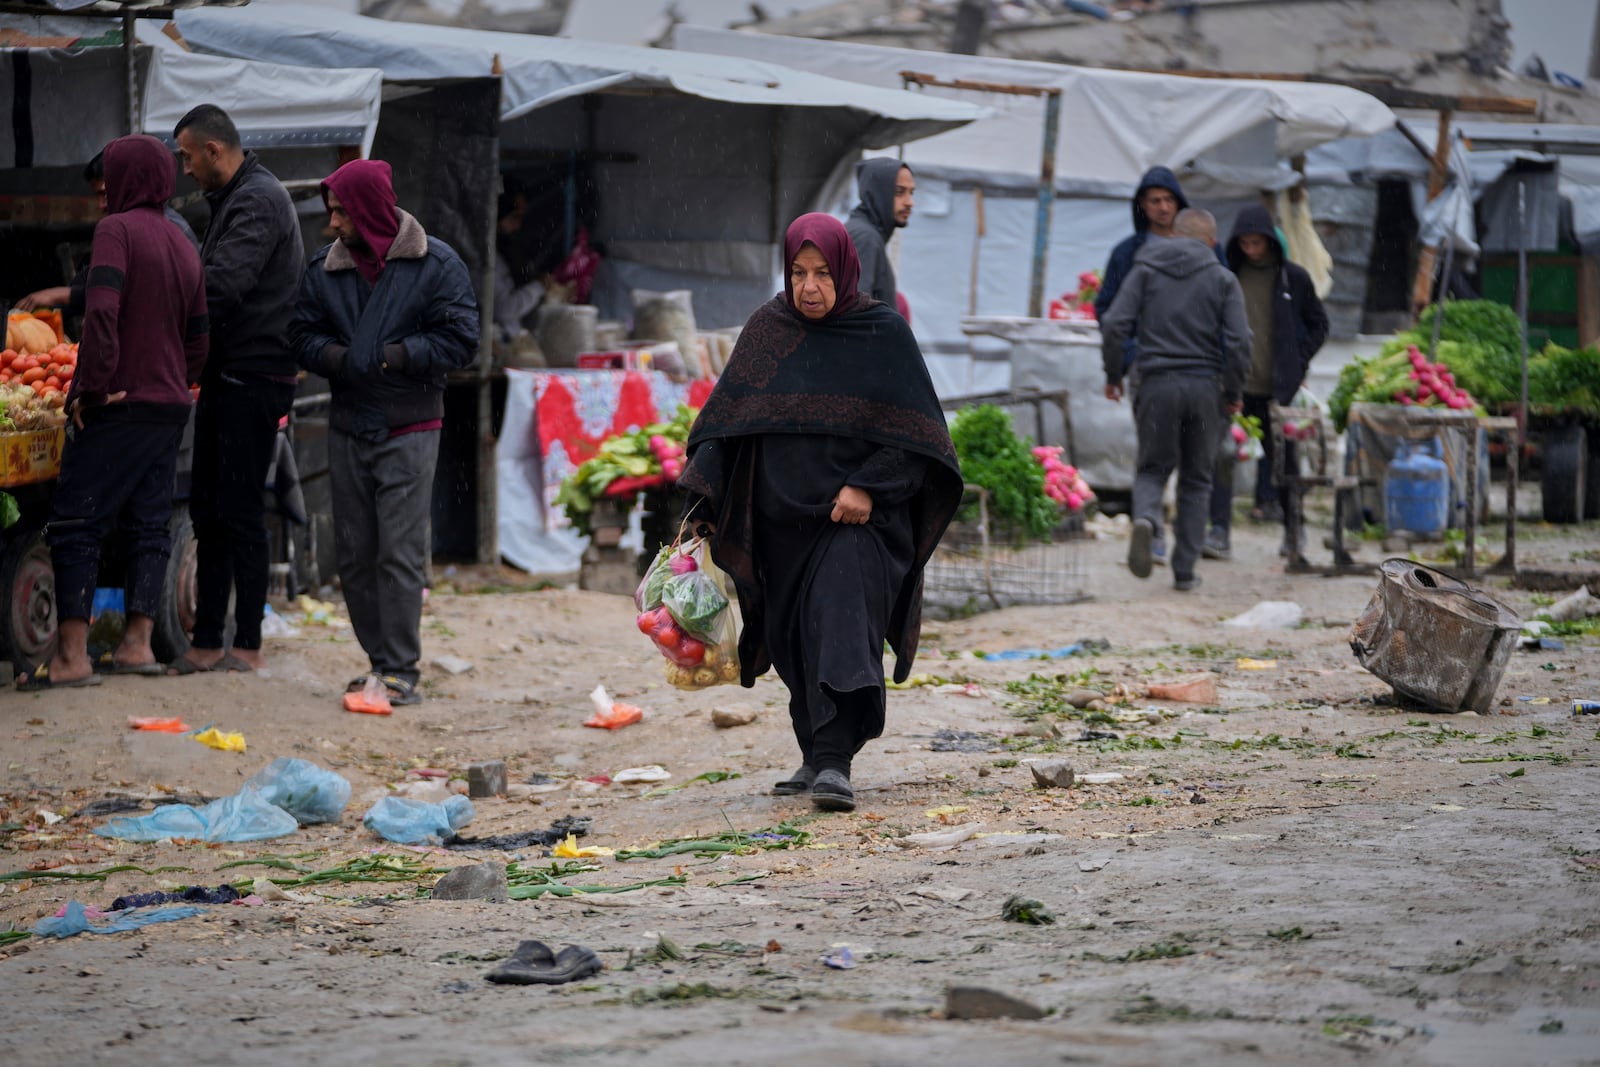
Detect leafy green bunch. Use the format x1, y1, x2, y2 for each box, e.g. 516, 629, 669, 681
555, 404, 697, 536
949, 404, 1058, 541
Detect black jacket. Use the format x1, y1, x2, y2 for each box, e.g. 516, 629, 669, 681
199, 153, 304, 381
1224, 204, 1329, 405
290, 209, 479, 442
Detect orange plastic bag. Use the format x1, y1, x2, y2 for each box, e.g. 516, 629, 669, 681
582, 684, 642, 729
343, 675, 393, 715
1146, 673, 1218, 704
128, 716, 190, 733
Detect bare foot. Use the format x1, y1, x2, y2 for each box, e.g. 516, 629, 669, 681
168, 646, 227, 675
228, 648, 267, 670
115, 616, 158, 669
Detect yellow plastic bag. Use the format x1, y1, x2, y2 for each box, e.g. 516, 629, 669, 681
193, 727, 247, 753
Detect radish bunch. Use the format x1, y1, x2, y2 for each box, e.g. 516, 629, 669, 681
1399, 344, 1479, 411
649, 434, 685, 481
1032, 445, 1096, 512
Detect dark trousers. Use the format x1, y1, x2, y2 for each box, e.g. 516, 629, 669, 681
47, 416, 183, 623
1133, 373, 1221, 582
189, 377, 295, 651
330, 427, 439, 685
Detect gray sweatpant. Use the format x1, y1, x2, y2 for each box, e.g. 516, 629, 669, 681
1132, 374, 1222, 583
330, 428, 439, 685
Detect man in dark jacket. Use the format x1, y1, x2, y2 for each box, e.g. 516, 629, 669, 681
1101, 209, 1251, 592
844, 157, 915, 316
171, 104, 303, 674
19, 135, 208, 689
290, 159, 479, 706
1205, 203, 1330, 558
1093, 165, 1188, 347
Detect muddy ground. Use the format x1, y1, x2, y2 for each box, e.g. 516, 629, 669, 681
2, 508, 1598, 1067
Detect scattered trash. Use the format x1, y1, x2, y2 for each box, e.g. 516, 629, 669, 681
430, 861, 509, 902
35, 809, 62, 826
296, 595, 345, 627
711, 707, 757, 728
886, 672, 945, 689
945, 986, 1046, 1021
1574, 700, 1600, 717
927, 729, 1000, 752
1076, 729, 1120, 741
612, 765, 671, 785
432, 654, 475, 676
584, 684, 643, 730
910, 886, 974, 903
33, 901, 204, 940
485, 940, 603, 985
246, 758, 351, 825
467, 760, 508, 798
1077, 857, 1110, 872
1001, 895, 1056, 925
1078, 772, 1125, 785
639, 770, 741, 798
343, 675, 393, 715
1223, 601, 1304, 630
894, 824, 986, 850
1539, 586, 1600, 624
110, 885, 240, 910
1029, 761, 1076, 789
1518, 636, 1566, 652
259, 606, 300, 639
821, 945, 857, 970
445, 816, 592, 852
1146, 673, 1218, 704
193, 727, 247, 753
94, 785, 298, 842
251, 878, 318, 904
127, 716, 189, 733
982, 638, 1109, 661
1065, 689, 1102, 708
552, 832, 615, 858
924, 805, 968, 821
362, 794, 475, 845
1235, 657, 1277, 670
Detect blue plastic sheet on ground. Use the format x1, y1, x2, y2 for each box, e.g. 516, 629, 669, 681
93, 784, 298, 843
362, 794, 475, 845
982, 644, 1086, 661
245, 757, 351, 825
33, 901, 204, 939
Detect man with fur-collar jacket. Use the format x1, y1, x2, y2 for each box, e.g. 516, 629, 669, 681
290, 159, 479, 708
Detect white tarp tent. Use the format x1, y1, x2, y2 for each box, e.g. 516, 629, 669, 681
674, 27, 1396, 385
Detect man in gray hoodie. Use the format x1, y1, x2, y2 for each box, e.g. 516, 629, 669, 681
1100, 209, 1251, 591
844, 157, 915, 316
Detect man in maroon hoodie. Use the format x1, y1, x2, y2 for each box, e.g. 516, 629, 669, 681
17, 135, 208, 690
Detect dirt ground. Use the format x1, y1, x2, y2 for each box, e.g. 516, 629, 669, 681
2, 507, 1598, 1067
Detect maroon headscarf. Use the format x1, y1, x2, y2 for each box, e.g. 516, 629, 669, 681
322, 158, 401, 286
782, 212, 861, 320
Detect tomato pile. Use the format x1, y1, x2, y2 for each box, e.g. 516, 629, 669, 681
0, 342, 76, 404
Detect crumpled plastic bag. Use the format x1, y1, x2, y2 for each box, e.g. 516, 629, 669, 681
193, 727, 247, 752
245, 757, 351, 826
583, 683, 643, 729
93, 785, 298, 843
33, 900, 204, 939
362, 794, 474, 845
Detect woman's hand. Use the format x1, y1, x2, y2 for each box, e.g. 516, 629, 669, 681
831, 485, 873, 524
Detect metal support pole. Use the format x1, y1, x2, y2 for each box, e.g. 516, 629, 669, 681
1427, 236, 1455, 360
1028, 90, 1061, 319
1515, 179, 1529, 562
123, 14, 138, 135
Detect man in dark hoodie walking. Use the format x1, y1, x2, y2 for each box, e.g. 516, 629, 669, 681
290, 159, 479, 707
1205, 204, 1328, 558
1101, 209, 1251, 592
171, 104, 304, 675
19, 135, 209, 689
845, 157, 915, 316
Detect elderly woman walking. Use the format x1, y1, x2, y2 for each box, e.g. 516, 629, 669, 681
679, 213, 962, 812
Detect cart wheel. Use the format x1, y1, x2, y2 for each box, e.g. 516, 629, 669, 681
1540, 424, 1587, 524
150, 509, 198, 663
0, 522, 57, 669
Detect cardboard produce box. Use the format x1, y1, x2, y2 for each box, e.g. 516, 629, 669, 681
0, 426, 65, 487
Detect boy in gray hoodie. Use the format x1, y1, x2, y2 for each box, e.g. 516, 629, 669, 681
845, 157, 915, 316
1100, 209, 1251, 591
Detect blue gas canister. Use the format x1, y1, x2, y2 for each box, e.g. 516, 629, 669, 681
1385, 438, 1450, 536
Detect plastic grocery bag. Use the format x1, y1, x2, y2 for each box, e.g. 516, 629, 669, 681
245, 757, 352, 825
94, 785, 299, 843
635, 536, 740, 691
362, 794, 475, 845
635, 543, 674, 612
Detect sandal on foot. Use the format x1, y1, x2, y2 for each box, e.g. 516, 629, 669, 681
214, 654, 255, 673
771, 765, 817, 796
380, 675, 423, 706
95, 654, 165, 677
166, 655, 214, 676
484, 940, 603, 985
810, 768, 856, 812
16, 664, 103, 691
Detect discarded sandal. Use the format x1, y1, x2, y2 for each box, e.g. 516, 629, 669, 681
771, 765, 817, 797
484, 940, 603, 985
16, 664, 104, 691
810, 768, 856, 812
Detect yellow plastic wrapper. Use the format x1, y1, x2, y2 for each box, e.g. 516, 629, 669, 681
552, 832, 614, 859
193, 727, 247, 753
1236, 657, 1277, 670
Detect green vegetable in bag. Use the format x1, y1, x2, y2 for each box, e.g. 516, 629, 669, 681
637, 544, 673, 611
661, 571, 728, 638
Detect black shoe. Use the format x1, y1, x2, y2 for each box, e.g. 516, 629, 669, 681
484, 940, 603, 985
1202, 530, 1231, 560
1129, 518, 1154, 579
810, 768, 856, 812
771, 765, 817, 796
1174, 575, 1203, 592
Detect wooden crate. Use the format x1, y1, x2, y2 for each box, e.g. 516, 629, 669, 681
0, 426, 65, 487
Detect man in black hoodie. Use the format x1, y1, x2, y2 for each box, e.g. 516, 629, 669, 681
844, 157, 915, 316
1205, 205, 1328, 559
1101, 209, 1251, 592
170, 104, 304, 675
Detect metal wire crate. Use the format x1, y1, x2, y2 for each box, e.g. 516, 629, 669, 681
923, 486, 1090, 615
